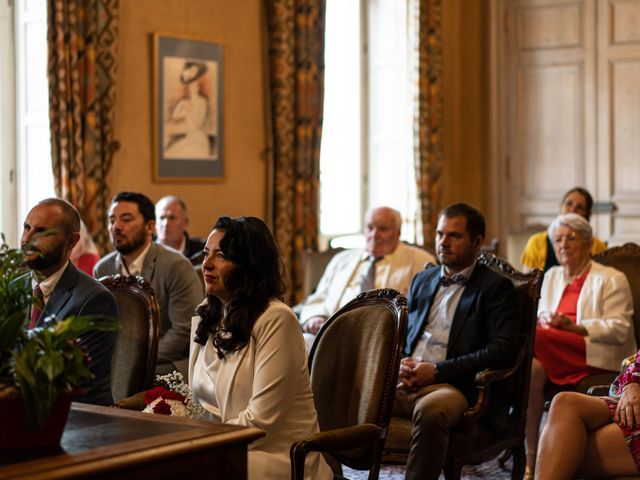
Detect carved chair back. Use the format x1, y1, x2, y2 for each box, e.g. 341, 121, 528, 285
291, 288, 407, 479
99, 274, 160, 403
593, 243, 640, 346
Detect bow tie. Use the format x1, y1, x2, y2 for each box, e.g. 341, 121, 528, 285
440, 273, 465, 287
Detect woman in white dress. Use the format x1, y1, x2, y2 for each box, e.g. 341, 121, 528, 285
189, 216, 332, 480
165, 61, 212, 159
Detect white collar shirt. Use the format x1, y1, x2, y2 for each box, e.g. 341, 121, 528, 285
120, 242, 152, 276
411, 261, 477, 363
337, 251, 388, 306
31, 261, 69, 305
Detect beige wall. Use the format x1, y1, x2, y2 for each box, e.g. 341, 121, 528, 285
442, 1, 488, 219
112, 0, 268, 240
112, 1, 489, 240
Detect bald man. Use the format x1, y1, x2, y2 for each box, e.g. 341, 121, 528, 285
300, 207, 435, 346
19, 198, 119, 405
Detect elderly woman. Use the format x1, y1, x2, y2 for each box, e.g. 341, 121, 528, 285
189, 216, 332, 479
521, 187, 607, 272
524, 213, 635, 478
535, 354, 640, 479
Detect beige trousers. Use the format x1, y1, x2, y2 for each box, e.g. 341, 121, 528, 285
394, 383, 469, 480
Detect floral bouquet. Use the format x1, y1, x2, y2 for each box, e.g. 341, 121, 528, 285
142, 371, 206, 419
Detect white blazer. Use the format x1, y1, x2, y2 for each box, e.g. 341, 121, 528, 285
189, 300, 332, 480
299, 242, 435, 323
538, 261, 636, 371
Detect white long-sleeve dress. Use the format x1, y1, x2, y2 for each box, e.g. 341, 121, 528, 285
189, 299, 332, 480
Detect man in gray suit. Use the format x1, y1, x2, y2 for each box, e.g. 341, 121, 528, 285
94, 192, 202, 376
20, 198, 118, 406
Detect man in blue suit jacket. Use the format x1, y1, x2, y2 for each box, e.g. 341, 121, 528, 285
396, 203, 519, 480
20, 198, 118, 406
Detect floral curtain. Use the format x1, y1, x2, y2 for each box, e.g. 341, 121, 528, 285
264, 0, 326, 303
47, 0, 119, 253
414, 0, 444, 251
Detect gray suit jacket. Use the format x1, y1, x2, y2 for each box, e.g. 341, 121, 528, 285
94, 242, 203, 375
20, 262, 119, 406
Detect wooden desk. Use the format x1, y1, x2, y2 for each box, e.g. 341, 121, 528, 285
0, 403, 264, 479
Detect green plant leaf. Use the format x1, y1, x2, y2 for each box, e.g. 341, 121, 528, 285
35, 351, 64, 382
0, 308, 27, 350
0, 235, 118, 427
13, 351, 37, 387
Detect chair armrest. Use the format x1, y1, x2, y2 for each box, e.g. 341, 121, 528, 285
290, 424, 381, 480
474, 365, 518, 386
586, 385, 610, 397
463, 349, 527, 425
111, 390, 147, 410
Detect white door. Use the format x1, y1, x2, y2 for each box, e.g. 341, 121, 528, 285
493, 0, 640, 250
595, 0, 640, 244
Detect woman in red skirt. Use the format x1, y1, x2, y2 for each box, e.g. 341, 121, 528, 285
525, 213, 635, 478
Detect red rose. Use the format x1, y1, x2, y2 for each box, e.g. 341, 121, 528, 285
161, 389, 186, 403
144, 386, 171, 404
153, 399, 172, 415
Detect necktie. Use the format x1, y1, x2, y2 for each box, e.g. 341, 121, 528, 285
28, 284, 44, 329
440, 273, 465, 287
360, 257, 382, 292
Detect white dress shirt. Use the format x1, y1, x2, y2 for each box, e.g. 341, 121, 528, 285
412, 262, 477, 363
31, 261, 68, 304
119, 242, 152, 276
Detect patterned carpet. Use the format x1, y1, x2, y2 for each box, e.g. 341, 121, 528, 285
340, 412, 548, 478
343, 456, 513, 479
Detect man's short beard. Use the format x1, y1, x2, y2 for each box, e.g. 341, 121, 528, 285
114, 228, 148, 255
25, 242, 67, 273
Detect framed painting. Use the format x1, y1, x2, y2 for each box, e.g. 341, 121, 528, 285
153, 34, 223, 182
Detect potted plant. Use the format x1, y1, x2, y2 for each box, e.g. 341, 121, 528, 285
0, 236, 118, 447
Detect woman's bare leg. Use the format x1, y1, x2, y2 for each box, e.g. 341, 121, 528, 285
576, 422, 638, 479
525, 358, 547, 469
535, 391, 633, 480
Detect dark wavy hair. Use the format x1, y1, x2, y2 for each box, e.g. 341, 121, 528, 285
194, 216, 286, 358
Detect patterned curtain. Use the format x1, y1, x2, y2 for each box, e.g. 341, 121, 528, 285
264, 0, 326, 303
47, 0, 119, 253
414, 0, 444, 251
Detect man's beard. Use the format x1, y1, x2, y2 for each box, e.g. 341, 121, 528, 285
114, 228, 148, 255
25, 241, 67, 272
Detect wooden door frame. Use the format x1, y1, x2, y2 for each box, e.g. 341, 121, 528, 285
487, 0, 510, 252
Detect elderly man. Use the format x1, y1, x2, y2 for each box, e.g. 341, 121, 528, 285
19, 198, 118, 405
94, 192, 203, 376
396, 203, 520, 480
155, 195, 205, 263
300, 206, 435, 344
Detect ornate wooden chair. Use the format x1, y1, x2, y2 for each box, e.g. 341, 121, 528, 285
592, 243, 640, 346
382, 252, 544, 480
569, 243, 640, 393
99, 274, 160, 403
290, 288, 408, 480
